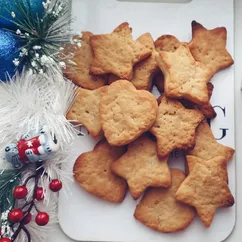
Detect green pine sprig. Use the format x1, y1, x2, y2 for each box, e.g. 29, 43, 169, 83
0, 169, 21, 237
1, 0, 72, 73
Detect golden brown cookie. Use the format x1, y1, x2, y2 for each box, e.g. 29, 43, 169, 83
155, 34, 181, 52
189, 21, 234, 75
90, 23, 152, 79
198, 82, 216, 119
185, 155, 228, 183
150, 96, 204, 157
180, 82, 216, 119
100, 80, 158, 146
63, 32, 107, 90
131, 33, 159, 90
154, 35, 215, 117
134, 169, 195, 232
111, 136, 171, 200
187, 122, 235, 161
66, 86, 107, 139
175, 155, 234, 228
107, 33, 158, 90
73, 141, 127, 203
155, 43, 213, 105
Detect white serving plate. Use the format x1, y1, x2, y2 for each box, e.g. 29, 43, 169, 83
59, 0, 235, 241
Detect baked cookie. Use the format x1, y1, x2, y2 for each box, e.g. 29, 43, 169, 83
90, 22, 152, 79
155, 34, 181, 52
111, 136, 171, 200
181, 82, 216, 119
189, 21, 234, 76
154, 34, 215, 117
66, 86, 107, 139
150, 96, 204, 157
63, 32, 107, 89
155, 43, 213, 105
100, 80, 158, 146
187, 122, 235, 161
130, 33, 159, 90
134, 169, 195, 232
73, 141, 127, 203
176, 155, 234, 228
198, 82, 216, 119
185, 155, 228, 183
107, 33, 158, 90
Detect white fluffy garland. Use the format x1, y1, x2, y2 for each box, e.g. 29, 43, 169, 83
0, 66, 78, 242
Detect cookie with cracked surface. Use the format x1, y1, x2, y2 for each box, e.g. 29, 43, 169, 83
150, 96, 204, 157
155, 43, 213, 105
90, 22, 152, 79
100, 80, 158, 146
63, 32, 107, 90
66, 86, 107, 139
189, 21, 234, 76
111, 135, 171, 200
73, 141, 127, 203
176, 155, 234, 228
134, 169, 195, 232
187, 122, 235, 161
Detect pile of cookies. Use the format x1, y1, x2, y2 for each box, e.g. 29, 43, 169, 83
65, 21, 235, 232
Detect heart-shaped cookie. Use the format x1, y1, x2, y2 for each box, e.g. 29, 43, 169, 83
99, 80, 157, 146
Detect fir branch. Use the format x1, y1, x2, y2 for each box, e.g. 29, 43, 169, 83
0, 169, 20, 238
0, 170, 20, 213
0, 0, 73, 74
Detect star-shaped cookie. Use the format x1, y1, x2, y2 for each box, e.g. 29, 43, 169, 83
107, 33, 159, 90
175, 155, 234, 228
189, 21, 234, 75
155, 43, 213, 105
66, 86, 107, 139
111, 135, 171, 200
150, 96, 204, 158
187, 122, 235, 161
63, 32, 107, 90
90, 22, 152, 80
130, 33, 159, 90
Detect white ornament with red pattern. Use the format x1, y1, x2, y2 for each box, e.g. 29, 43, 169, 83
4, 125, 60, 169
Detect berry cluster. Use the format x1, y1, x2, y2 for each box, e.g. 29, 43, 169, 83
0, 174, 62, 242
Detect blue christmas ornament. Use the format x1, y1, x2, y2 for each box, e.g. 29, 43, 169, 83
0, 29, 23, 81
0, 0, 44, 29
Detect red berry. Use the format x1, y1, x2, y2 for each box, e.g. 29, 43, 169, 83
49, 179, 62, 192
13, 186, 28, 199
23, 212, 32, 224
8, 209, 24, 223
0, 238, 11, 242
35, 212, 49, 226
35, 187, 44, 201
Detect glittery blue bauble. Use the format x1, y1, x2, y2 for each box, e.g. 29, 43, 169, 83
0, 0, 44, 29
0, 29, 23, 81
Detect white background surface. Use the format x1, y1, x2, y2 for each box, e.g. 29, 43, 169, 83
48, 0, 242, 241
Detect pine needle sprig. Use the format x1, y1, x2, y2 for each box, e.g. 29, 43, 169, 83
1, 0, 72, 73
0, 169, 21, 237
